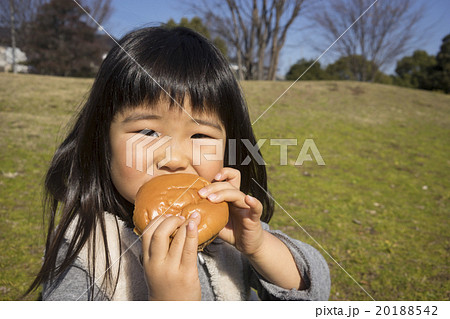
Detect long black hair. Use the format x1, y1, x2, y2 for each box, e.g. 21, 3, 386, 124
25, 26, 274, 299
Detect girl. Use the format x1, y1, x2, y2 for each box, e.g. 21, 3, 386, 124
26, 26, 330, 300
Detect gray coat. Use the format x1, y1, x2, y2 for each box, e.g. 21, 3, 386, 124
42, 213, 330, 301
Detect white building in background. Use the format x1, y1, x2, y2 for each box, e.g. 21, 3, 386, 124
0, 46, 29, 73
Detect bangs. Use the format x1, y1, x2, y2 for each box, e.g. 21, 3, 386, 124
100, 27, 237, 121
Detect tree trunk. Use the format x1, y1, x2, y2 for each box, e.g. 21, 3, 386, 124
195, 0, 304, 81
227, 1, 244, 80
267, 2, 282, 81
9, 0, 16, 73
257, 0, 271, 80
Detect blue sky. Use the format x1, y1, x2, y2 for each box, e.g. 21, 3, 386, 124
102, 0, 450, 76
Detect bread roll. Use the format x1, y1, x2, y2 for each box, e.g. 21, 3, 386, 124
133, 173, 229, 251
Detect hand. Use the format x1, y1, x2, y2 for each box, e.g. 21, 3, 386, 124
141, 213, 202, 300
200, 168, 304, 290
198, 167, 265, 257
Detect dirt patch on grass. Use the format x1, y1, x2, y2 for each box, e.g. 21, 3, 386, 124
348, 85, 365, 95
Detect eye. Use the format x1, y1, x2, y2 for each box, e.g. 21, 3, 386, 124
191, 133, 212, 139
136, 129, 160, 137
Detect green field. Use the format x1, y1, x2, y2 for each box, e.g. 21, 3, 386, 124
0, 73, 449, 300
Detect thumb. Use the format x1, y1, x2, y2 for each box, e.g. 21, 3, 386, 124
245, 195, 263, 222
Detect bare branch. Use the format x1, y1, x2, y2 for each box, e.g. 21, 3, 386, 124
186, 0, 306, 80
310, 0, 427, 81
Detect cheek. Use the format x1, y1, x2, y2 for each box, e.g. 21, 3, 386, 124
197, 159, 224, 182
192, 140, 224, 163
110, 136, 148, 203
192, 140, 225, 181
110, 138, 128, 178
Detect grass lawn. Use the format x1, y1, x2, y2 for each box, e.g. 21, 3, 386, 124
1, 73, 449, 300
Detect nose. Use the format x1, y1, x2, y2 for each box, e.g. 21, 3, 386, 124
152, 137, 191, 173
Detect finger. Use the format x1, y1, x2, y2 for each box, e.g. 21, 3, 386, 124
148, 215, 186, 262
206, 188, 250, 209
167, 217, 188, 263
170, 212, 201, 262
214, 168, 241, 188
141, 214, 171, 261
198, 181, 236, 198
244, 195, 263, 221
180, 214, 201, 269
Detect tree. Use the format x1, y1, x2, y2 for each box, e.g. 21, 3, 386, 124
0, 0, 44, 46
192, 0, 306, 80
166, 16, 227, 57
311, 0, 426, 82
82, 0, 113, 29
23, 0, 112, 77
285, 58, 328, 81
428, 34, 450, 93
393, 35, 450, 93
0, 0, 45, 72
0, 0, 112, 75
9, 0, 17, 73
394, 50, 436, 89
325, 55, 390, 84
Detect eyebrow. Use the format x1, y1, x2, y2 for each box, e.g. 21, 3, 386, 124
192, 119, 224, 132
121, 112, 223, 132
122, 113, 162, 123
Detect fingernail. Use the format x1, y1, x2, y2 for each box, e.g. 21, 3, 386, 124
208, 193, 218, 201
165, 214, 173, 217
188, 221, 195, 230
198, 188, 208, 196
215, 173, 221, 180
190, 211, 199, 219
179, 215, 185, 220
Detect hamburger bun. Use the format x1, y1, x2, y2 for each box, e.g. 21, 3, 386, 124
133, 173, 229, 251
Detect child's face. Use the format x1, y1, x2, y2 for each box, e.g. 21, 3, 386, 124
109, 100, 226, 204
